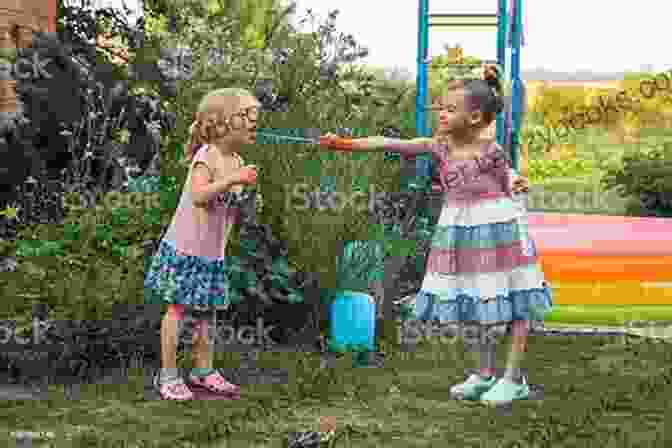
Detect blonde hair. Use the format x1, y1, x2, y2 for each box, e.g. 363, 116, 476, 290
183, 88, 255, 162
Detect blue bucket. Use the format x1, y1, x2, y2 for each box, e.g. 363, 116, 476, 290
329, 290, 376, 352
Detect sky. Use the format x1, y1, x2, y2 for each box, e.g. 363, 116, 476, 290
290, 0, 671, 77
91, 0, 669, 76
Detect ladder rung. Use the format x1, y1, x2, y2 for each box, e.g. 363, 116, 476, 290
428, 14, 498, 27
424, 58, 499, 65
428, 14, 498, 18
430, 64, 484, 67
429, 23, 498, 28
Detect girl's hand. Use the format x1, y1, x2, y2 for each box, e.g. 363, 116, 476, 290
319, 132, 338, 144
512, 175, 529, 194
231, 165, 258, 185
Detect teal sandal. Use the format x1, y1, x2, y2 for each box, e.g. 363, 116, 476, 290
450, 374, 497, 400
480, 376, 530, 405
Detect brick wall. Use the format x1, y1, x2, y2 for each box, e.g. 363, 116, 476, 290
0, 0, 57, 113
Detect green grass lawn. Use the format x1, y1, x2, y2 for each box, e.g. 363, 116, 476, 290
2, 334, 671, 447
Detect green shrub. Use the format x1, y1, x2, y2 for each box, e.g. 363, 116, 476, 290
520, 121, 551, 158
1, 189, 158, 320
528, 158, 595, 183
530, 84, 588, 129
601, 142, 672, 216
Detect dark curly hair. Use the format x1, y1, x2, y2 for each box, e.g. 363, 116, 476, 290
446, 70, 504, 126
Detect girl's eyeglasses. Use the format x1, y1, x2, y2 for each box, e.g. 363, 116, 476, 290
425, 103, 455, 112
224, 106, 258, 130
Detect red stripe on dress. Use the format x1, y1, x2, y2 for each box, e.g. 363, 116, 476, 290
426, 243, 536, 274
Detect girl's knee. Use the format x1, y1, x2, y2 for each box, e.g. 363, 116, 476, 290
168, 304, 185, 320
510, 320, 529, 351
161, 306, 184, 340
460, 323, 505, 346
511, 320, 530, 337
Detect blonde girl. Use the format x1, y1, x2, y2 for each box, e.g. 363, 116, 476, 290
144, 88, 259, 400
321, 69, 551, 405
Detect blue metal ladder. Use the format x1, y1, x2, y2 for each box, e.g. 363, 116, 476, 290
414, 0, 524, 176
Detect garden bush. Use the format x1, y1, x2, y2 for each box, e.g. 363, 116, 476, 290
602, 141, 672, 217
0, 3, 175, 219
527, 157, 595, 183
619, 72, 672, 132
527, 74, 672, 152
530, 83, 588, 130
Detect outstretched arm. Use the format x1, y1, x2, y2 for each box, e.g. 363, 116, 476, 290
320, 134, 435, 157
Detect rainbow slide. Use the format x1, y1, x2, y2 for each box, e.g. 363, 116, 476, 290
528, 213, 672, 306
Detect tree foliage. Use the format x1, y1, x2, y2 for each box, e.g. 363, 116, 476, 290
428, 44, 482, 98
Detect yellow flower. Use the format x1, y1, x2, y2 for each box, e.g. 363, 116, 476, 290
0, 206, 20, 220
118, 129, 130, 144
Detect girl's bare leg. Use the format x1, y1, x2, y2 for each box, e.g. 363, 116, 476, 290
191, 319, 212, 369
159, 305, 182, 381
463, 324, 496, 378
504, 320, 528, 382
161, 306, 212, 373
161, 308, 180, 368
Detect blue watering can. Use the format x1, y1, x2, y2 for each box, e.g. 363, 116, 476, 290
329, 290, 376, 353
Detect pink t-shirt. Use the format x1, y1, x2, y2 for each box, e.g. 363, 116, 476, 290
162, 145, 242, 261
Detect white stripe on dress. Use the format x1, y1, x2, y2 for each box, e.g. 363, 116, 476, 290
436, 196, 527, 227
420, 264, 546, 300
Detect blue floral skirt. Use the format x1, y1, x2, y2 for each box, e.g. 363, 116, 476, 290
144, 239, 231, 308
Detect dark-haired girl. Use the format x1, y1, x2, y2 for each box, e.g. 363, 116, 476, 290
321, 68, 552, 405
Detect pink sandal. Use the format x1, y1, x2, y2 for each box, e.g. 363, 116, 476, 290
154, 375, 194, 401
188, 370, 240, 396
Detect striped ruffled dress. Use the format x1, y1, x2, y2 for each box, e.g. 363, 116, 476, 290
414, 140, 553, 325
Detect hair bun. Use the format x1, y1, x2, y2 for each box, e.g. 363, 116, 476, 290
484, 71, 499, 89
483, 65, 502, 94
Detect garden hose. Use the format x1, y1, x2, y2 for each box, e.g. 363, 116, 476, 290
256, 131, 354, 151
